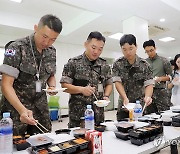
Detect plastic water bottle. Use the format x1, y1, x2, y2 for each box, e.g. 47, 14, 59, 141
0, 112, 13, 154
85, 105, 94, 130
134, 100, 142, 121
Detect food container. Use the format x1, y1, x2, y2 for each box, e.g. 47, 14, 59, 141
148, 118, 156, 124
26, 135, 53, 147
73, 128, 88, 138
114, 131, 129, 140
172, 115, 180, 123
55, 129, 71, 134
94, 100, 110, 107
31, 138, 89, 154
115, 121, 134, 133
155, 119, 163, 125
138, 116, 150, 123
13, 135, 31, 151
163, 120, 172, 126
130, 137, 144, 146
58, 141, 77, 154
95, 124, 106, 132
129, 129, 145, 139
172, 121, 180, 127
72, 138, 89, 150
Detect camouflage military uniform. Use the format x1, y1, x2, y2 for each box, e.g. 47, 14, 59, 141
112, 55, 154, 120
146, 54, 172, 113
60, 53, 112, 128
0, 34, 56, 135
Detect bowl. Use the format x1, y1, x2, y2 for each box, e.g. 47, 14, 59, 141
115, 121, 134, 133
73, 128, 88, 138
55, 129, 71, 134
124, 103, 136, 110
94, 100, 110, 107
95, 124, 106, 132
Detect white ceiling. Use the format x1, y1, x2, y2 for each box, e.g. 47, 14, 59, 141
0, 0, 180, 58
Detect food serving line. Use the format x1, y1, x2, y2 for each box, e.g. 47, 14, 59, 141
13, 107, 180, 154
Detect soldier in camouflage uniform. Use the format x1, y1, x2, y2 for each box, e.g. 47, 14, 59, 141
0, 14, 62, 135
112, 34, 154, 121
60, 31, 113, 128
143, 40, 172, 113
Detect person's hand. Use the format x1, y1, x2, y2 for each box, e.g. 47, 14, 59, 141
47, 86, 58, 95
153, 76, 161, 84
81, 85, 95, 96
103, 96, 110, 101
20, 109, 36, 125
172, 77, 180, 86
123, 97, 129, 106
144, 96, 152, 106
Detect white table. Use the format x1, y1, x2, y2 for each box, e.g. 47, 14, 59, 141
13, 110, 180, 154
103, 126, 180, 154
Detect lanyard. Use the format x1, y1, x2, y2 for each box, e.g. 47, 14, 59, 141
29, 36, 43, 80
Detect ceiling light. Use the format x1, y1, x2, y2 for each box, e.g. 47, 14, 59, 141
159, 37, 175, 42
160, 18, 165, 22
108, 33, 123, 40
10, 0, 22, 3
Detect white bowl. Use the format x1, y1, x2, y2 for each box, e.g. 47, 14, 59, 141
124, 103, 136, 110
94, 100, 110, 107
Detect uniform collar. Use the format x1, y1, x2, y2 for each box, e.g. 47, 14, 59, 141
149, 54, 158, 60
83, 52, 102, 66
124, 55, 140, 68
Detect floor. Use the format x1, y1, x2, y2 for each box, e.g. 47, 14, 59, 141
51, 110, 179, 154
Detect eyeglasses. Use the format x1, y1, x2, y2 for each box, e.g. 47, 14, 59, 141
145, 49, 155, 53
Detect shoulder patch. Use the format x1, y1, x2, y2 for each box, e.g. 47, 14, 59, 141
4, 49, 16, 56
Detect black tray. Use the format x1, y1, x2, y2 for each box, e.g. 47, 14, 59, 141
172, 115, 180, 123
115, 121, 134, 133
114, 131, 129, 140
172, 121, 180, 127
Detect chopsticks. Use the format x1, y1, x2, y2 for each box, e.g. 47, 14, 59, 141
35, 120, 49, 133
92, 92, 98, 101
142, 103, 147, 115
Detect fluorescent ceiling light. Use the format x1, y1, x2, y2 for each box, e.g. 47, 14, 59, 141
108, 33, 123, 40
159, 37, 175, 42
160, 18, 165, 22
10, 0, 22, 3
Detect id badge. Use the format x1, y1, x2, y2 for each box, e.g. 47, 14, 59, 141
98, 83, 104, 92
36, 80, 42, 92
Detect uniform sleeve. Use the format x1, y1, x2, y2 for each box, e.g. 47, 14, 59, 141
60, 59, 75, 84
112, 61, 122, 82
144, 63, 154, 87
163, 59, 172, 76
0, 42, 21, 78
105, 65, 113, 85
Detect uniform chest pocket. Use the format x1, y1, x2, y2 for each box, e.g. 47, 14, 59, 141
45, 63, 56, 74
120, 72, 129, 81
133, 72, 145, 81
19, 63, 36, 75
74, 65, 90, 80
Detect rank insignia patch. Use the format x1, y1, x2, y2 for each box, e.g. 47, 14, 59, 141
5, 49, 16, 56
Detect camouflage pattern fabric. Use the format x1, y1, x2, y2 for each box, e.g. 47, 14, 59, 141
60, 53, 113, 128
0, 34, 56, 135
146, 54, 172, 113
112, 55, 154, 120
146, 88, 172, 114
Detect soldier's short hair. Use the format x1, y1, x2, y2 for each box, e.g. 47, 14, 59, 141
143, 39, 156, 49
120, 34, 136, 47
87, 31, 106, 43
38, 14, 62, 33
